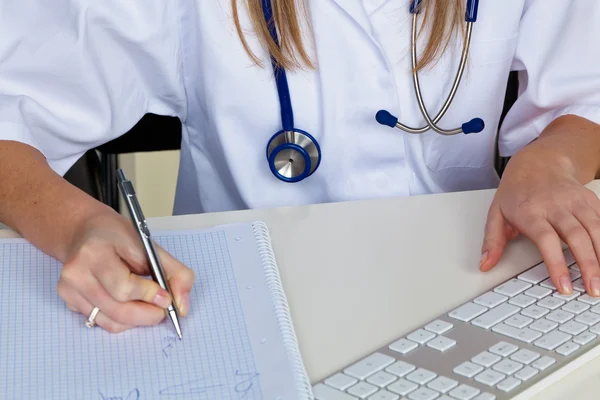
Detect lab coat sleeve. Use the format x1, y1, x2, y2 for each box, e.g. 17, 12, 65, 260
0, 1, 186, 176
497, 0, 600, 157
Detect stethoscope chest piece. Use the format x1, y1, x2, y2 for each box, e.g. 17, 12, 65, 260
266, 129, 321, 183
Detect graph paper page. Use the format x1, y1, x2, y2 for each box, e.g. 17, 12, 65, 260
0, 223, 305, 400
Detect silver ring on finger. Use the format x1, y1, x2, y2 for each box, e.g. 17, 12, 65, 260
85, 306, 100, 328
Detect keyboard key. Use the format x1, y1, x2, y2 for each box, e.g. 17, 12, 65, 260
472, 351, 501, 367
407, 329, 436, 344
345, 353, 395, 380
556, 341, 580, 356
496, 377, 521, 392
367, 371, 397, 388
525, 285, 552, 299
427, 376, 458, 393
591, 322, 600, 335
534, 330, 572, 350
573, 331, 597, 345
578, 294, 600, 305
426, 335, 456, 352
406, 368, 436, 385
472, 303, 520, 329
367, 390, 400, 400
313, 383, 358, 400
591, 304, 600, 314
532, 356, 556, 370
529, 318, 558, 333
437, 396, 455, 400
540, 278, 557, 290
408, 387, 440, 400
521, 305, 549, 319
559, 321, 587, 335
519, 263, 550, 284
474, 369, 506, 386
449, 302, 488, 322
537, 296, 565, 310
515, 366, 538, 381
453, 361, 484, 378
553, 291, 580, 302
474, 292, 508, 308
546, 310, 575, 324
562, 301, 590, 315
505, 314, 533, 328
510, 349, 540, 364
386, 361, 416, 377
387, 379, 418, 396
576, 311, 600, 326
491, 323, 542, 343
424, 319, 453, 335
389, 339, 418, 355
473, 394, 496, 400
572, 278, 586, 292
489, 341, 518, 357
492, 359, 523, 375
509, 294, 537, 308
325, 373, 358, 391
449, 384, 480, 400
348, 382, 378, 399
569, 268, 582, 281
495, 279, 532, 297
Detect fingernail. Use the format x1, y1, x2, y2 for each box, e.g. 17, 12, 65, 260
590, 277, 600, 297
153, 288, 171, 308
559, 275, 573, 294
179, 292, 190, 316
479, 251, 488, 267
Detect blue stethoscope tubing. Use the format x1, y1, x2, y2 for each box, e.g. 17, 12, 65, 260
264, 0, 484, 183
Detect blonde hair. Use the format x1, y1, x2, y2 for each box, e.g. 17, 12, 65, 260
232, 0, 464, 71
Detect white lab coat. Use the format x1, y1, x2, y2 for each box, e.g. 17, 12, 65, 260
0, 0, 599, 215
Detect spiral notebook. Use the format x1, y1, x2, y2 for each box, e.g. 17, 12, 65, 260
0, 221, 312, 400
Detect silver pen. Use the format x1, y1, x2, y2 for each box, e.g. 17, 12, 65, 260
116, 169, 182, 339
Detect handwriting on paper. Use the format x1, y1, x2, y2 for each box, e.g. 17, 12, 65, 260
161, 334, 180, 358
234, 370, 260, 398
158, 379, 223, 396
98, 388, 140, 400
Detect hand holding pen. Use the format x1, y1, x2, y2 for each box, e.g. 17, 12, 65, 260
56, 173, 194, 335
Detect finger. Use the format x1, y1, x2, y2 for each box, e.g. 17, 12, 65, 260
92, 255, 173, 308
157, 245, 195, 317
83, 303, 135, 334
58, 279, 134, 333
518, 216, 573, 294
61, 263, 166, 326
573, 206, 600, 297
480, 204, 509, 272
549, 212, 598, 296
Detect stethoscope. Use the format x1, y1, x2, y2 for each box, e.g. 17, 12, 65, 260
264, 0, 484, 183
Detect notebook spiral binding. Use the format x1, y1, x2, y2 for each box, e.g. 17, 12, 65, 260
252, 221, 315, 400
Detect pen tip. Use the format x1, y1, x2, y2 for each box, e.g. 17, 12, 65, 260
169, 309, 183, 340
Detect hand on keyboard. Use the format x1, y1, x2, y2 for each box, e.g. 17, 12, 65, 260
478, 145, 600, 299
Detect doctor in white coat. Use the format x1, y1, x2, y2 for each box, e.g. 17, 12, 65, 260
0, 0, 599, 334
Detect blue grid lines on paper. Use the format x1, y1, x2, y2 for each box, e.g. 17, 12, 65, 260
0, 230, 262, 400
156, 230, 261, 399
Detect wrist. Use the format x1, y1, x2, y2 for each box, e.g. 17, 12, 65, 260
517, 115, 600, 183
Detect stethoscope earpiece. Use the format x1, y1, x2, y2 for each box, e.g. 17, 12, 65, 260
266, 129, 321, 183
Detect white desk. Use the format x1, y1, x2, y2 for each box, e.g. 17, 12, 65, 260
2, 181, 600, 399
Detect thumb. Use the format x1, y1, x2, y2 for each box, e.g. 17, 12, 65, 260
480, 203, 510, 272
157, 245, 195, 317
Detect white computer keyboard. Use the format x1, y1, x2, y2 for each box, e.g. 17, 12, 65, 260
312, 249, 600, 400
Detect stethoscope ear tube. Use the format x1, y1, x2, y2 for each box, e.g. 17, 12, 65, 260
263, 0, 483, 184
377, 0, 484, 136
